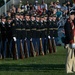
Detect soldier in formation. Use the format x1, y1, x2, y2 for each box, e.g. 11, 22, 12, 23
0, 16, 7, 59
0, 12, 58, 59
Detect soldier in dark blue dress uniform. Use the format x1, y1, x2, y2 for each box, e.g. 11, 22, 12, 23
38, 16, 44, 55
52, 15, 58, 52
12, 13, 21, 59
49, 14, 58, 53
0, 16, 7, 59
25, 14, 31, 57
19, 13, 25, 59
23, 14, 29, 58
20, 13, 26, 40
6, 17, 13, 58
47, 15, 53, 53
43, 15, 48, 55
47, 15, 53, 38
52, 14, 58, 45
30, 15, 36, 57
35, 15, 40, 56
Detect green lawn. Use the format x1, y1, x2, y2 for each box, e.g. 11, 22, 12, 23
0, 46, 75, 75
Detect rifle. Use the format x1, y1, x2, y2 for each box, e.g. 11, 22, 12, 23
30, 38, 36, 57
52, 37, 57, 53
12, 40, 18, 60
24, 38, 29, 58
20, 40, 25, 59
44, 38, 47, 55
35, 42, 39, 56
39, 38, 44, 55
48, 36, 52, 53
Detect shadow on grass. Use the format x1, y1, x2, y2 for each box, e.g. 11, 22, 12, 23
0, 64, 65, 71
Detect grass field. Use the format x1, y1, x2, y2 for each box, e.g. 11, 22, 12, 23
0, 46, 75, 75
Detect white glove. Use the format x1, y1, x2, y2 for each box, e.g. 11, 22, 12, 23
13, 37, 16, 41
30, 38, 32, 41
65, 44, 69, 49
48, 36, 51, 39
25, 38, 27, 41
71, 43, 75, 49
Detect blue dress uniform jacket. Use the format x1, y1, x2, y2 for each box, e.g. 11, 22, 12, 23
25, 20, 31, 39
0, 22, 7, 58
12, 20, 17, 38
39, 21, 45, 38
30, 20, 37, 38
15, 20, 21, 39
43, 21, 48, 38
52, 20, 58, 37
20, 19, 26, 39
47, 20, 53, 37
12, 19, 22, 39
36, 21, 41, 38
0, 22, 7, 40
6, 22, 13, 41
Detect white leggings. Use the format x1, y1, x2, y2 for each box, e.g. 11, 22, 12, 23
66, 44, 75, 73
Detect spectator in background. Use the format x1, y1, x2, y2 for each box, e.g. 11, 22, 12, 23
56, 8, 62, 20
30, 3, 33, 10
10, 9, 15, 19
25, 1, 30, 11
6, 11, 11, 18
29, 6, 36, 16
53, 8, 57, 14
61, 3, 68, 17
34, 0, 39, 10
49, 1, 54, 8
17, 7, 21, 13
66, 1, 73, 8
41, 0, 45, 10
11, 4, 16, 13
44, 2, 48, 11
56, 0, 61, 9
40, 0, 48, 11
47, 8, 53, 16
53, 2, 57, 8
66, 1, 73, 15
36, 5, 42, 15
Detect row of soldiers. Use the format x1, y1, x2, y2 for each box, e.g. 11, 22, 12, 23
0, 13, 58, 59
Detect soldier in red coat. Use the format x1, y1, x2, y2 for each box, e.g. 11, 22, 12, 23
64, 10, 75, 73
